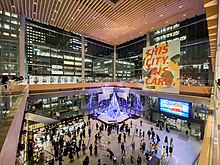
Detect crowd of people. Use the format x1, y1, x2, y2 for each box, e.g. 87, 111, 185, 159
27, 116, 175, 165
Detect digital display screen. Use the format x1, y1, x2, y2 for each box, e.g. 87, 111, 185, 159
159, 98, 190, 118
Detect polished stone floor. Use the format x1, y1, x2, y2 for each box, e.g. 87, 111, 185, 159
43, 116, 202, 165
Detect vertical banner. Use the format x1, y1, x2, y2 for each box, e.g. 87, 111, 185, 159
142, 40, 180, 93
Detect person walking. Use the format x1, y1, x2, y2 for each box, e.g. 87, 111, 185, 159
89, 144, 93, 155
137, 155, 142, 165
156, 134, 160, 144
121, 143, 125, 154
142, 131, 145, 139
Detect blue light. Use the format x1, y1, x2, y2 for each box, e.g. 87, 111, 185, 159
107, 92, 121, 118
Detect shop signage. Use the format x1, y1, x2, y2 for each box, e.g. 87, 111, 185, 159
142, 40, 180, 93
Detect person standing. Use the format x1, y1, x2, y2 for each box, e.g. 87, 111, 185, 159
156, 134, 160, 144
88, 127, 91, 137
130, 154, 134, 164
147, 130, 151, 139
170, 138, 173, 145
142, 131, 145, 139
121, 143, 125, 154
131, 142, 135, 153
169, 144, 173, 156
94, 144, 98, 156
130, 120, 133, 128
166, 145, 169, 156
139, 129, 142, 137
123, 133, 126, 142
69, 150, 73, 162
154, 143, 158, 154
83, 156, 89, 165
118, 133, 121, 143
164, 136, 168, 144
83, 128, 86, 138
82, 142, 86, 155
89, 144, 93, 155
98, 159, 101, 165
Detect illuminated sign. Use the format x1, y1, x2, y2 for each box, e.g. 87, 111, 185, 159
159, 98, 190, 118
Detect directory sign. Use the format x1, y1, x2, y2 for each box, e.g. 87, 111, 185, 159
159, 98, 190, 118
142, 40, 180, 93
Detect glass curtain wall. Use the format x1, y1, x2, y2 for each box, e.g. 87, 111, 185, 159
150, 14, 212, 86
116, 35, 147, 82
85, 38, 114, 82
0, 11, 20, 76
26, 20, 83, 84
116, 14, 212, 85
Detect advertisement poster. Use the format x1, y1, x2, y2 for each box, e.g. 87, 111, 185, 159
159, 98, 190, 118
142, 40, 180, 93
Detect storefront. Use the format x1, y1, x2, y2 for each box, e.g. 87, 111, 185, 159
149, 98, 206, 140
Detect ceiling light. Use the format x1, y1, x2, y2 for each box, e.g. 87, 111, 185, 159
160, 14, 163, 17
34, 2, 37, 5
107, 33, 109, 35
151, 27, 154, 29
11, 5, 15, 8
67, 24, 70, 26
140, 32, 142, 34
183, 14, 187, 17
72, 17, 74, 20
165, 21, 168, 24
54, 10, 57, 13
179, 5, 183, 9
133, 27, 135, 30
145, 22, 148, 24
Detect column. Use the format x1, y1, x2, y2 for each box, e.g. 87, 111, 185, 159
216, 48, 220, 80
19, 14, 26, 78
113, 45, 116, 81
146, 32, 150, 47
81, 35, 85, 82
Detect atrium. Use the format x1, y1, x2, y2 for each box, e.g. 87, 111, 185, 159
0, 0, 219, 165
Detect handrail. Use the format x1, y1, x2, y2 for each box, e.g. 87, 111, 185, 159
198, 114, 213, 165
0, 85, 29, 165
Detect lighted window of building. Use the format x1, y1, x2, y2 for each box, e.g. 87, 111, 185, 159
3, 32, 10, 36
11, 20, 18, 24
3, 24, 10, 29
11, 34, 17, 38
5, 12, 10, 16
